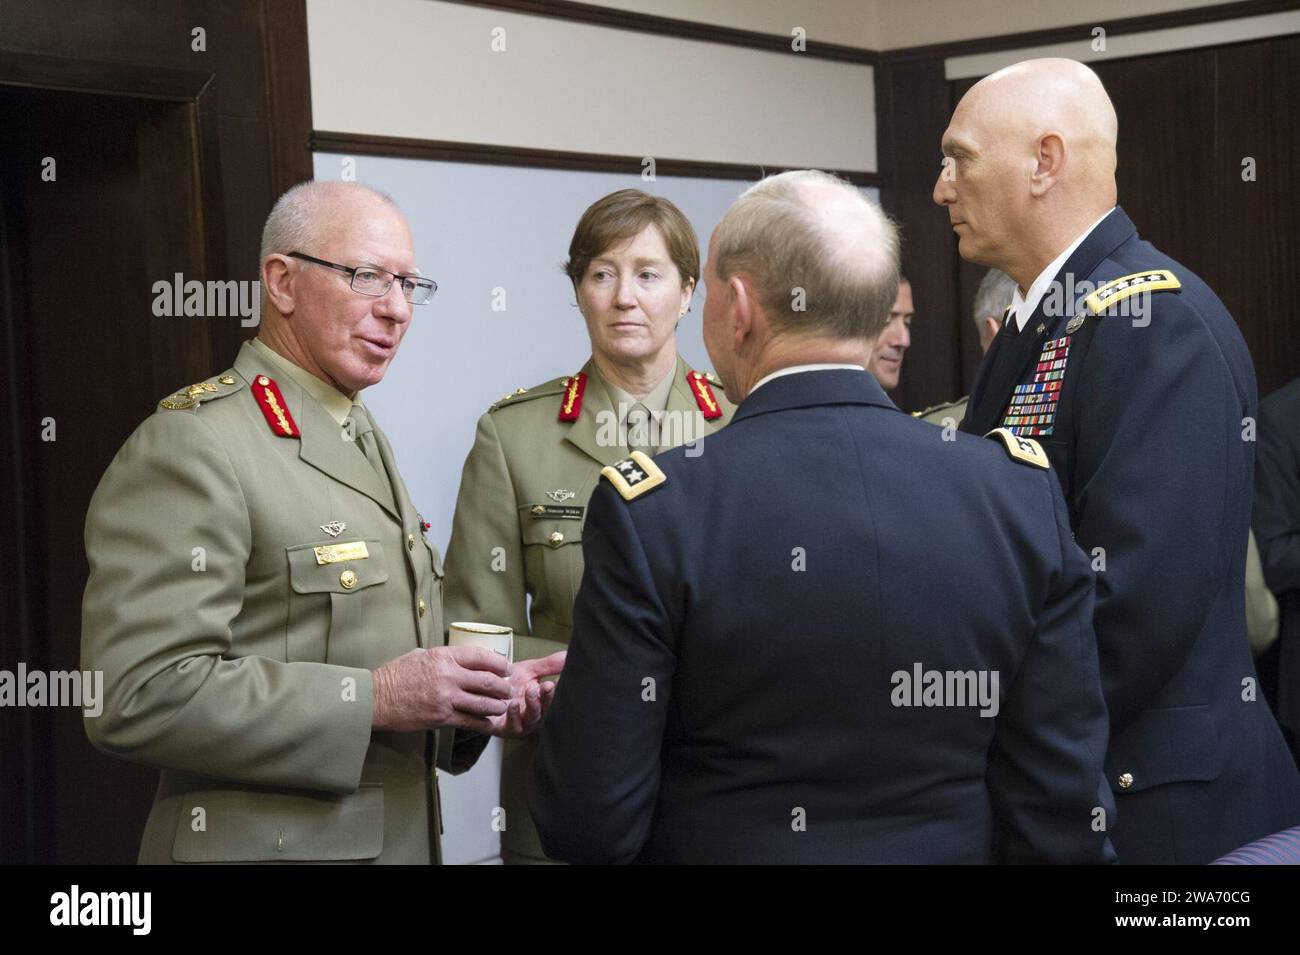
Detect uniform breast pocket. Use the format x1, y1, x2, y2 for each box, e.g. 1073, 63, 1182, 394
286, 539, 389, 665
521, 518, 584, 630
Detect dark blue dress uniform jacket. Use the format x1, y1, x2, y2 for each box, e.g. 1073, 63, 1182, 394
530, 369, 1116, 864
1255, 375, 1300, 738
961, 206, 1300, 863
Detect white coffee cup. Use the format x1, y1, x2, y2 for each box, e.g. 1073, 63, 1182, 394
448, 622, 514, 664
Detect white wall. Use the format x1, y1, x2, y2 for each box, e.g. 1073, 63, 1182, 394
308, 0, 877, 172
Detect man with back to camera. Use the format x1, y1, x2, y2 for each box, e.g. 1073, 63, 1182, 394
81, 181, 564, 864
937, 58, 1300, 862
529, 169, 1116, 864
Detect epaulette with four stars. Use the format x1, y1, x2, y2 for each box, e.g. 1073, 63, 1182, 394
1083, 269, 1181, 314
158, 371, 244, 413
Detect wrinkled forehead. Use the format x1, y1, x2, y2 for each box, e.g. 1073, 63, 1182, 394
316, 198, 416, 271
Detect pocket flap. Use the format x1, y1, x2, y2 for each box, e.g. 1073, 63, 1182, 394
1105, 704, 1223, 793
172, 785, 384, 862
287, 539, 388, 594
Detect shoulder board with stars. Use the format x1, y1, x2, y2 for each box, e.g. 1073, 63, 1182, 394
1084, 269, 1181, 314
488, 376, 568, 413
158, 371, 244, 412
984, 428, 1050, 469
250, 374, 300, 437
600, 450, 666, 501
688, 370, 723, 419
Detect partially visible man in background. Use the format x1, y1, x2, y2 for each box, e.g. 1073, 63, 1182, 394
1255, 374, 1300, 762
915, 267, 1017, 426
865, 275, 912, 392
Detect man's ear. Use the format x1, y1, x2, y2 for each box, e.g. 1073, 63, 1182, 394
1030, 132, 1066, 198
982, 315, 1002, 347
262, 255, 297, 316
729, 274, 753, 351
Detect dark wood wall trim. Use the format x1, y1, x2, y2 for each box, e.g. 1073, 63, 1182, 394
445, 0, 1298, 65
312, 130, 884, 187
260, 0, 315, 194
447, 0, 876, 63
879, 0, 1300, 63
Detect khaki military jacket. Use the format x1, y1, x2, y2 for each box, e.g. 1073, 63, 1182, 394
81, 341, 477, 864
442, 354, 733, 861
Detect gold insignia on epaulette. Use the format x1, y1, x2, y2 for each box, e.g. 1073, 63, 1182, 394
184, 382, 220, 398
1084, 270, 1181, 313
219, 375, 237, 385
160, 394, 195, 411
600, 450, 666, 500
984, 428, 1050, 469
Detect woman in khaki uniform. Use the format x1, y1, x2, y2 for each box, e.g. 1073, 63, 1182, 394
442, 189, 735, 863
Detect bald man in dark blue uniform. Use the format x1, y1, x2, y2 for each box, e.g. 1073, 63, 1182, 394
941, 58, 1300, 862
530, 170, 1116, 864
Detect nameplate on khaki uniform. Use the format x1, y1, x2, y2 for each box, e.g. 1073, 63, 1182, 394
314, 541, 370, 564
529, 504, 585, 520
600, 450, 666, 501
984, 428, 1050, 469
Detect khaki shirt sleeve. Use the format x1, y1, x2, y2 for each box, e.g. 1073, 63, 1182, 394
1245, 528, 1280, 656
442, 411, 530, 636
81, 409, 374, 794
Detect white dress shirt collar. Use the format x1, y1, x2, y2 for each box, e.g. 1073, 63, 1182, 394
1010, 207, 1115, 331
749, 363, 865, 396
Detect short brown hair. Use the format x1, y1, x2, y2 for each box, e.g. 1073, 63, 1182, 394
563, 189, 699, 289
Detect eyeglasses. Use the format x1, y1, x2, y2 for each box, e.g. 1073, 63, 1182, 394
288, 252, 437, 305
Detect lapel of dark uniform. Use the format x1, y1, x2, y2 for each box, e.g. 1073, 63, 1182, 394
964, 207, 1137, 437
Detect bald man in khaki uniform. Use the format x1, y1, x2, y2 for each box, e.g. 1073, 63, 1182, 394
82, 182, 561, 864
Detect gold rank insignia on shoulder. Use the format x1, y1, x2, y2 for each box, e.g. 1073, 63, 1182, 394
601, 450, 666, 501
1084, 269, 1181, 314
985, 428, 1050, 469
160, 373, 239, 411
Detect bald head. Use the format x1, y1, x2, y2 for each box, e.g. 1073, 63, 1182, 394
935, 58, 1119, 285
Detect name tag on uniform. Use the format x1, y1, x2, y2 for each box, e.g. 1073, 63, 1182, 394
314, 541, 370, 564
529, 504, 585, 520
